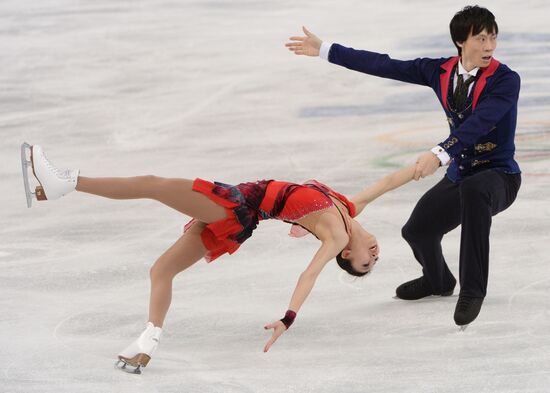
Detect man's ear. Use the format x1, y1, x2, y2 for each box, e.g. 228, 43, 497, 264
341, 249, 352, 259
456, 40, 464, 49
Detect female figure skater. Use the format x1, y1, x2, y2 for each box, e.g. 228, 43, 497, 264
22, 143, 417, 374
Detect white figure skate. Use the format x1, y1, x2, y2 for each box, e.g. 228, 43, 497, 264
115, 322, 162, 374
20, 143, 79, 208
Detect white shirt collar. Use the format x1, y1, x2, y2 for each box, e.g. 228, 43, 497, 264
458, 59, 479, 79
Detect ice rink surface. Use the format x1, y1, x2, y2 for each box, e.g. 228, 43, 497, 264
1, 0, 550, 392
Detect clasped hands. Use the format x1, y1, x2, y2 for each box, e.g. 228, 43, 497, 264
414, 151, 441, 180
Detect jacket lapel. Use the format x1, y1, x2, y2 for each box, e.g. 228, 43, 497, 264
472, 58, 500, 110
439, 56, 459, 111
439, 56, 501, 112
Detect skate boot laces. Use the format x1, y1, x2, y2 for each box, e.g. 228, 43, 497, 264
40, 150, 72, 179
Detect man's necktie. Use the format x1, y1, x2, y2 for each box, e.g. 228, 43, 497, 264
453, 73, 476, 113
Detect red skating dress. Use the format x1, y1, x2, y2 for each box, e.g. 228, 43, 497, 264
184, 179, 356, 262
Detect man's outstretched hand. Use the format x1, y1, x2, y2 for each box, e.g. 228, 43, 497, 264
285, 26, 322, 57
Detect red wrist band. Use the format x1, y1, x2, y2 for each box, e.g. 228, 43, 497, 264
280, 310, 297, 329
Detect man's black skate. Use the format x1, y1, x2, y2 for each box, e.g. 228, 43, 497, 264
454, 296, 484, 327
395, 275, 456, 300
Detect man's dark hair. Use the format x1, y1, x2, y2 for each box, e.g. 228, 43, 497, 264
336, 252, 369, 277
450, 5, 498, 56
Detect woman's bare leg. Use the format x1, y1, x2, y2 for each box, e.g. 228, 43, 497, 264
76, 176, 220, 327
148, 222, 207, 327
76, 175, 226, 223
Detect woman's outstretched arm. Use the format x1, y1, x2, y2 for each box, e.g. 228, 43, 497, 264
263, 213, 348, 352
352, 165, 417, 216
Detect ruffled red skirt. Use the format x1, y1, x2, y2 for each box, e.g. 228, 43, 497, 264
184, 178, 356, 263
184, 178, 268, 262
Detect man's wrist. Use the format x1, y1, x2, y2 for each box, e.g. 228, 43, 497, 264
430, 145, 450, 166
319, 42, 332, 61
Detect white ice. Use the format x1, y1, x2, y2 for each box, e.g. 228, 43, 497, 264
1, 1, 550, 392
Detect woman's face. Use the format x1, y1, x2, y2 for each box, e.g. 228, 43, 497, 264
342, 230, 380, 275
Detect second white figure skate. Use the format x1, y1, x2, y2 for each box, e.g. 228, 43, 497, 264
21, 143, 79, 207
116, 322, 162, 374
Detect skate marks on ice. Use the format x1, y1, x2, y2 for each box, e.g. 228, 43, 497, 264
383, 297, 527, 341
383, 320, 526, 340
2, 311, 160, 391
0, 243, 49, 265
107, 75, 250, 152
49, 304, 258, 381
46, 309, 255, 392
507, 277, 550, 338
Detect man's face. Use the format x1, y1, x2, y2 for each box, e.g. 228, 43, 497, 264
457, 28, 497, 69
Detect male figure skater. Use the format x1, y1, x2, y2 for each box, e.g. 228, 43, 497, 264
286, 5, 521, 327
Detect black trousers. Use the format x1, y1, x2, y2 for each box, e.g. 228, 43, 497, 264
401, 169, 521, 298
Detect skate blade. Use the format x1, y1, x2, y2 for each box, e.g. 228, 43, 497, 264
21, 142, 49, 208
115, 359, 142, 374
115, 353, 151, 375
21, 143, 49, 207
20, 143, 34, 208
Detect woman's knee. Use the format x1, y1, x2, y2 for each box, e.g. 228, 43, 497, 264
150, 258, 177, 282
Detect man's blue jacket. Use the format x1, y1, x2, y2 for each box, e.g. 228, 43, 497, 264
328, 44, 521, 182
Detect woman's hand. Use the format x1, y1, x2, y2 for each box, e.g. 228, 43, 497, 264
263, 320, 287, 352
285, 26, 322, 57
